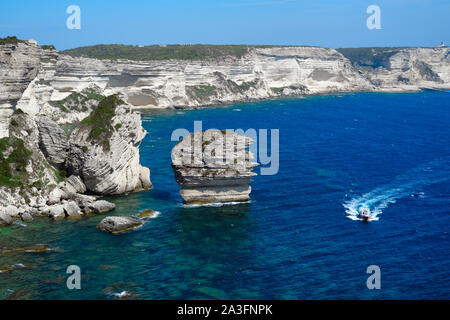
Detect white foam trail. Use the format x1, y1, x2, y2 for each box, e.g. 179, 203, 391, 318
114, 291, 130, 298
152, 211, 161, 218
183, 201, 251, 208
343, 156, 450, 221
11, 263, 26, 268
12, 221, 27, 227
133, 211, 161, 220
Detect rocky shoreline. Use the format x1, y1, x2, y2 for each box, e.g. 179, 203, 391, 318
0, 92, 151, 227
1, 38, 450, 229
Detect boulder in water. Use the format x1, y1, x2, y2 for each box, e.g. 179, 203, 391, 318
48, 204, 65, 220
63, 201, 82, 218
89, 200, 116, 214
20, 212, 34, 222
97, 216, 143, 234
0, 208, 13, 226
171, 130, 258, 205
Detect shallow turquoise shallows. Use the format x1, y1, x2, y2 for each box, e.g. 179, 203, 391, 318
1, 91, 449, 299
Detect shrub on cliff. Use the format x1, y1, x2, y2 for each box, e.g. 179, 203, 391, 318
0, 137, 32, 187
51, 86, 105, 114
336, 47, 407, 69
79, 94, 125, 151
0, 36, 25, 45
40, 45, 56, 50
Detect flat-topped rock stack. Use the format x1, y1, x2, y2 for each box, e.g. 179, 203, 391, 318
171, 130, 258, 205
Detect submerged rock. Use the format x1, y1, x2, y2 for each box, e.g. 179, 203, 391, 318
0, 244, 50, 254
134, 209, 158, 220
97, 216, 143, 234
171, 130, 258, 204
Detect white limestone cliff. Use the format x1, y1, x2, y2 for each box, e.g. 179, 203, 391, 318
2, 43, 450, 138
68, 102, 152, 195
171, 130, 258, 204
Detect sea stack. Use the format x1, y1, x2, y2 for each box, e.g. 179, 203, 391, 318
171, 129, 258, 205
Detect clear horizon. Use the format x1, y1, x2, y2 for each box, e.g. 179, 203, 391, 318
0, 0, 449, 50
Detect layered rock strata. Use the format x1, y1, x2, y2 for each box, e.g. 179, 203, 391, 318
2, 41, 450, 139
0, 111, 117, 226
68, 97, 152, 194
171, 130, 258, 204
0, 95, 151, 226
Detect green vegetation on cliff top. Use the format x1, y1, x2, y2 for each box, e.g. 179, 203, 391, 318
0, 36, 54, 49
79, 94, 125, 152
0, 36, 25, 45
62, 44, 284, 61
62, 43, 427, 69
1, 36, 431, 68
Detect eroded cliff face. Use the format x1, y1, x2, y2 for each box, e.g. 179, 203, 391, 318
16, 46, 374, 114
0, 96, 151, 226
2, 42, 450, 137
0, 110, 117, 226
69, 103, 152, 195
0, 41, 57, 137
361, 48, 450, 91
0, 41, 154, 226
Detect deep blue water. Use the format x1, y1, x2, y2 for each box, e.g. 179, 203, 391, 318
0, 91, 449, 299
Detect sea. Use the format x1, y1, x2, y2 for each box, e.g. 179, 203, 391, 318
0, 90, 449, 299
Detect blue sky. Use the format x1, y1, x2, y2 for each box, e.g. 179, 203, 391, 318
0, 0, 448, 50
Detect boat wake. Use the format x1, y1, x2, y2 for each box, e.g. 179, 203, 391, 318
343, 156, 450, 221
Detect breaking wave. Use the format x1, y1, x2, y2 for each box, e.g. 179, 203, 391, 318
343, 156, 450, 221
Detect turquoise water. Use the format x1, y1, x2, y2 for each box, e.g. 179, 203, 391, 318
1, 91, 449, 299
